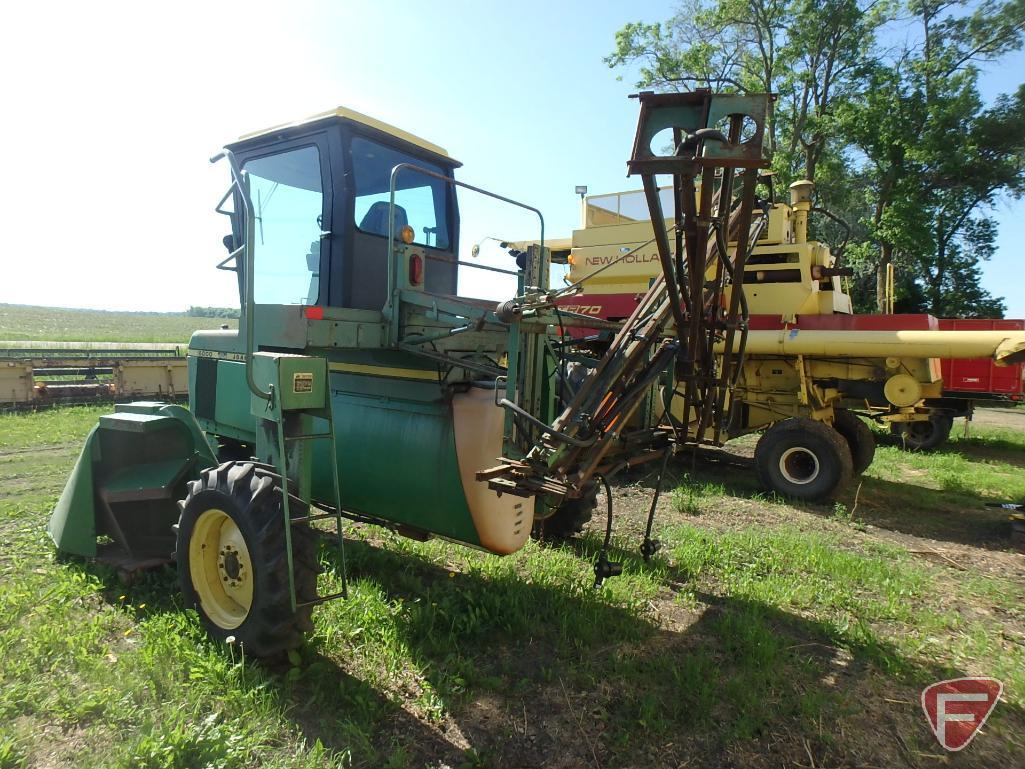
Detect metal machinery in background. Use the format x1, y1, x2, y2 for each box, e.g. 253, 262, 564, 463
0, 342, 188, 408
545, 175, 1025, 500
482, 91, 769, 502
49, 93, 770, 655
895, 317, 1025, 450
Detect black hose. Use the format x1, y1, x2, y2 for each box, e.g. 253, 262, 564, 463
641, 449, 671, 561
714, 214, 751, 385
497, 398, 598, 448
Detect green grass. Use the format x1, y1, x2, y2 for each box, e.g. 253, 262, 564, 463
0, 406, 110, 450
671, 473, 727, 515
1, 408, 1024, 766
868, 423, 1025, 499
0, 304, 237, 343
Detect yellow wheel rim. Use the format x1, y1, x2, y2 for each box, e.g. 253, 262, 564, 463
189, 508, 253, 630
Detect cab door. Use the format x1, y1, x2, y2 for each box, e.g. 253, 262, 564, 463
243, 133, 334, 347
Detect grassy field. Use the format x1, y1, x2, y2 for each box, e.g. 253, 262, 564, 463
0, 304, 237, 343
1, 408, 1023, 768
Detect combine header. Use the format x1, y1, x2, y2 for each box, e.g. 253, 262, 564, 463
50, 93, 771, 654
0, 342, 187, 408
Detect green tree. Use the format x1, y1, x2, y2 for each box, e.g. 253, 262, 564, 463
840, 2, 1025, 312
607, 0, 1025, 316
605, 0, 890, 179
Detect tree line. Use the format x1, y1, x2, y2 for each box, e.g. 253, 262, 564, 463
606, 0, 1025, 317
186, 306, 240, 319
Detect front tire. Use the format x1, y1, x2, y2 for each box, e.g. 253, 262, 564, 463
176, 462, 319, 657
755, 418, 854, 502
832, 409, 876, 475
890, 414, 953, 451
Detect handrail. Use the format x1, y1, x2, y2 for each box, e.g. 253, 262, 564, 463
210, 148, 271, 401
383, 162, 546, 331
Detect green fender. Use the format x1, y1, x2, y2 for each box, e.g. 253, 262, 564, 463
48, 425, 102, 557
48, 402, 218, 560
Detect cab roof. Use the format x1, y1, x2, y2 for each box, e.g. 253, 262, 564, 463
236, 106, 455, 163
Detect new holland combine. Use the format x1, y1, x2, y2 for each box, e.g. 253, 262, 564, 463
548, 180, 1025, 499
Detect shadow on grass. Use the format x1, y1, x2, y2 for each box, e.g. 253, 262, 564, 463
69, 534, 1024, 768
845, 475, 1015, 547
634, 446, 1019, 551
624, 447, 766, 501
63, 553, 465, 767
877, 429, 1025, 469
310, 537, 1025, 768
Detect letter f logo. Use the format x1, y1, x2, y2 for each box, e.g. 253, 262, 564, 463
922, 678, 1002, 751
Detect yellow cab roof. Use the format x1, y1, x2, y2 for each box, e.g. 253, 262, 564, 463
236, 106, 455, 162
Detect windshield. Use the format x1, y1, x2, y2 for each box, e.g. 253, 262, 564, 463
585, 188, 675, 226
351, 137, 452, 250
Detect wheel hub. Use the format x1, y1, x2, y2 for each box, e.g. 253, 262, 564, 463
218, 545, 245, 586
779, 447, 820, 485
189, 508, 254, 630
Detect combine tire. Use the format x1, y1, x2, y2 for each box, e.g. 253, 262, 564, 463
890, 414, 953, 451
176, 462, 319, 657
832, 409, 876, 475
755, 418, 853, 502
534, 483, 598, 540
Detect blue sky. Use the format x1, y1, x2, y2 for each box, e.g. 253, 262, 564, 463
1, 1, 1021, 315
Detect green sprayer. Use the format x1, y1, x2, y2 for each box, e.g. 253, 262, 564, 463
50, 92, 773, 655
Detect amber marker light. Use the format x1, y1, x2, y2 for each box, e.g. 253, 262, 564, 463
400, 225, 415, 244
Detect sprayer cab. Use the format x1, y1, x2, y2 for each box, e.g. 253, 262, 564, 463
212, 107, 461, 319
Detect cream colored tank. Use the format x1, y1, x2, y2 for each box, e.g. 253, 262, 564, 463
452, 387, 534, 554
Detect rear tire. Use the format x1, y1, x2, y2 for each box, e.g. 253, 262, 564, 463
832, 409, 876, 475
755, 418, 853, 502
176, 461, 319, 657
534, 483, 598, 540
890, 414, 953, 451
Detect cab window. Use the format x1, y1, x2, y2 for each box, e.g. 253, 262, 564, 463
244, 145, 325, 304
351, 137, 450, 250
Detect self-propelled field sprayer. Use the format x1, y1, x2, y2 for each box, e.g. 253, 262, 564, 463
49, 91, 774, 655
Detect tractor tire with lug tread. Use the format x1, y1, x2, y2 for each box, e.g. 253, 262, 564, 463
176, 461, 319, 657
890, 414, 954, 451
832, 409, 876, 476
534, 483, 598, 540
755, 417, 854, 502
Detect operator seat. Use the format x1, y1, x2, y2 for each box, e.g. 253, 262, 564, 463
346, 202, 411, 310
359, 202, 408, 237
